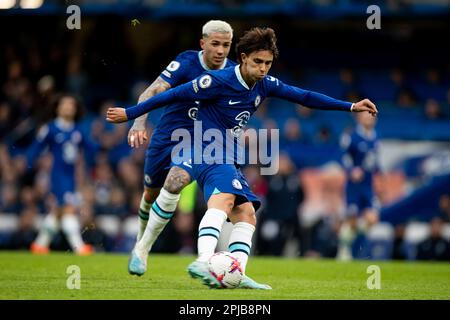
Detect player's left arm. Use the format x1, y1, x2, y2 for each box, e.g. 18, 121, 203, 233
266, 77, 378, 116
26, 124, 52, 170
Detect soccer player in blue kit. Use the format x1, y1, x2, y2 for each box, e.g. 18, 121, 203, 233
107, 27, 378, 288
28, 94, 96, 255
125, 20, 236, 267
337, 111, 380, 260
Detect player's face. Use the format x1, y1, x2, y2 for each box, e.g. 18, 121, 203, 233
57, 96, 77, 120
240, 50, 273, 83
200, 32, 232, 69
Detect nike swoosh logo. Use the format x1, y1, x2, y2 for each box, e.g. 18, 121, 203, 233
228, 100, 241, 105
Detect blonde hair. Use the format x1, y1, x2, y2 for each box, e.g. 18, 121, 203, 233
202, 20, 233, 39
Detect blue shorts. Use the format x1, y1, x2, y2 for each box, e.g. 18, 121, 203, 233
143, 145, 173, 188
50, 174, 79, 207
178, 162, 261, 211
346, 183, 374, 217
144, 144, 195, 188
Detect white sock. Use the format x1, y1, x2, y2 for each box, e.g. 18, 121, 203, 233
197, 208, 228, 262
137, 196, 152, 241
35, 213, 59, 247
228, 222, 255, 274
337, 222, 356, 257
137, 188, 180, 254
339, 223, 356, 245
357, 218, 369, 234
61, 214, 84, 252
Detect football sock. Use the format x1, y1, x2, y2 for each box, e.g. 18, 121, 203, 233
197, 208, 228, 262
337, 222, 356, 259
357, 218, 369, 234
34, 213, 59, 248
228, 222, 255, 273
137, 188, 180, 253
137, 195, 152, 241
61, 214, 84, 252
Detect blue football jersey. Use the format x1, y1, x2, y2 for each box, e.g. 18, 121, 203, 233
126, 65, 353, 164
340, 124, 379, 186
27, 119, 98, 204
150, 50, 235, 148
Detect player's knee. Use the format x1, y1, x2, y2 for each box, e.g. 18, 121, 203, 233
364, 209, 379, 226
246, 211, 257, 226
163, 167, 191, 194
163, 182, 186, 194
208, 193, 235, 214
231, 203, 256, 226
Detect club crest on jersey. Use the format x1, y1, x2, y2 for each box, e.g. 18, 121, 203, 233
144, 174, 152, 185
166, 61, 180, 72
255, 95, 261, 107
199, 75, 212, 89
232, 179, 242, 190
55, 133, 65, 144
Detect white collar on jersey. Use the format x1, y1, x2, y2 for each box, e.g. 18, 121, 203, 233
198, 50, 228, 71
55, 117, 75, 131
234, 65, 250, 90
356, 124, 376, 140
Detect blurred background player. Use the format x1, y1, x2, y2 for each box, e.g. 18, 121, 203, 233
28, 94, 97, 255
126, 20, 235, 269
337, 111, 380, 260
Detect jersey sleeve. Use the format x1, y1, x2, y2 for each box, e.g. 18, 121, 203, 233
125, 73, 222, 120
159, 53, 191, 87
265, 76, 353, 111
26, 124, 51, 170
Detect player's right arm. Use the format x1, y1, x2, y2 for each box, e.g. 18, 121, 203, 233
128, 54, 192, 148
128, 77, 171, 148
107, 74, 221, 123
26, 124, 51, 170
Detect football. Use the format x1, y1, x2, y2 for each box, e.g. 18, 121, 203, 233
207, 251, 244, 288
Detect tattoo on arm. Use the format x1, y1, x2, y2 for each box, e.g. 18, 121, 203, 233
132, 77, 171, 129
163, 166, 191, 194
138, 76, 171, 103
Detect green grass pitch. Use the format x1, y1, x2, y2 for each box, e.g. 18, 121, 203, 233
0, 251, 449, 300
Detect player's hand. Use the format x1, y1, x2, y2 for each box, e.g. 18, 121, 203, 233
128, 128, 148, 148
350, 167, 364, 183
106, 107, 128, 123
351, 99, 378, 117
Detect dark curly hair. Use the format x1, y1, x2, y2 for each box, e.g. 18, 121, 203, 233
51, 93, 85, 122
235, 27, 279, 64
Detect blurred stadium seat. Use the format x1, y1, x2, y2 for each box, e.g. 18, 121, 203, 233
367, 222, 395, 260
403, 222, 430, 260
